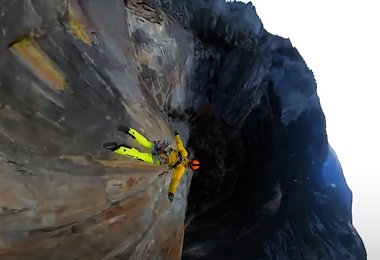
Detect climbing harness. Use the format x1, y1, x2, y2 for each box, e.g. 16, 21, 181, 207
151, 139, 172, 164
170, 152, 184, 169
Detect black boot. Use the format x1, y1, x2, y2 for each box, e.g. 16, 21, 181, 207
117, 125, 135, 139
102, 142, 120, 151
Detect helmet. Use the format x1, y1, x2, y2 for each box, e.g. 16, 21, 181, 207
190, 159, 200, 170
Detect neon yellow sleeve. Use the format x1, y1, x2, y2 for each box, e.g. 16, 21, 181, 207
175, 134, 188, 157
168, 164, 186, 194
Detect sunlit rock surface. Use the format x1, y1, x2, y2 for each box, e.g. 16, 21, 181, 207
0, 0, 366, 259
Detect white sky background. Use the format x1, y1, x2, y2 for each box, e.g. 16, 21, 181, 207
239, 0, 380, 258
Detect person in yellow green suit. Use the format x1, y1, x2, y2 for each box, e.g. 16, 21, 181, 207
103, 126, 200, 202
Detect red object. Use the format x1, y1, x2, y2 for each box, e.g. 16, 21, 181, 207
190, 159, 200, 170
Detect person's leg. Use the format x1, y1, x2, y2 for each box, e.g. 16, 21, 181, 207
113, 144, 159, 164
118, 126, 153, 150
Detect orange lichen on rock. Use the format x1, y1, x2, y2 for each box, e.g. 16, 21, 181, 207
68, 3, 92, 45
11, 37, 67, 91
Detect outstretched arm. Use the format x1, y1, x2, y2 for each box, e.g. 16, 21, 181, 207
168, 164, 186, 195
175, 133, 188, 157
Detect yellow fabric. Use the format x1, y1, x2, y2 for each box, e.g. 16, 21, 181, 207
168, 134, 189, 194
114, 145, 158, 164
168, 135, 188, 165
175, 134, 188, 157
128, 128, 153, 149
169, 163, 186, 194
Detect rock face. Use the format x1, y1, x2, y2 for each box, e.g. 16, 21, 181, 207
0, 0, 190, 259
0, 0, 366, 259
